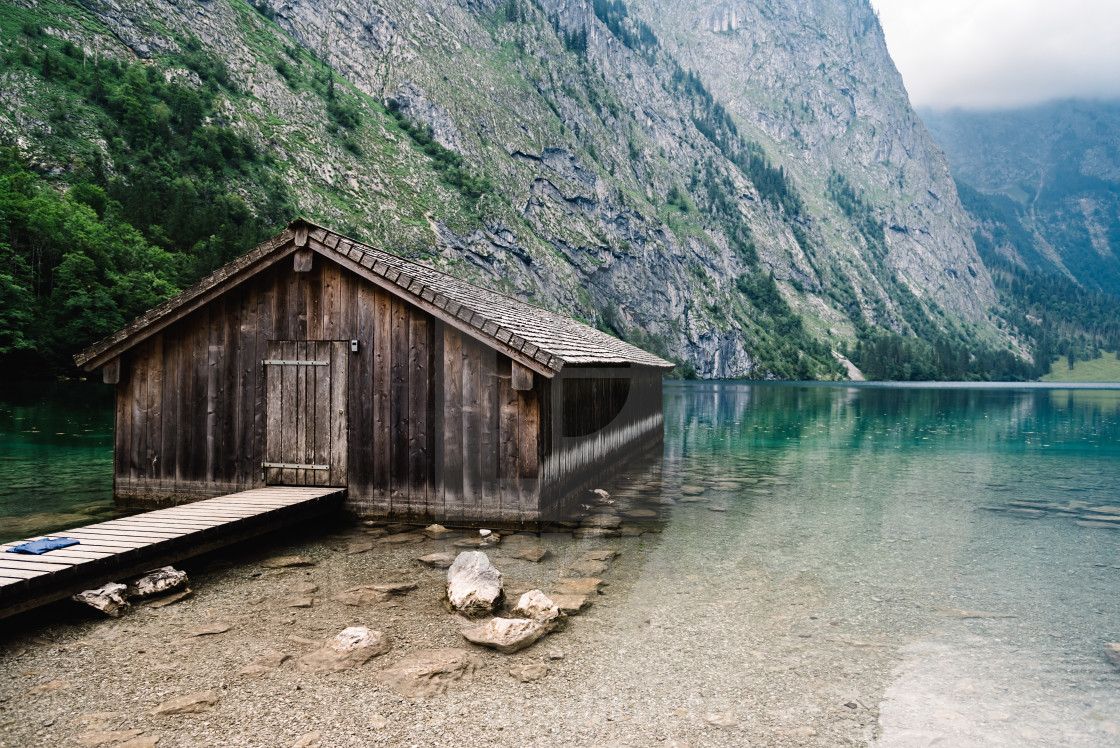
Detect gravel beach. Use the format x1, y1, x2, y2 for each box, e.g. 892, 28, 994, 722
0, 497, 903, 748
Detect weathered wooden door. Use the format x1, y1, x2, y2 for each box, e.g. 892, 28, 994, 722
263, 341, 348, 486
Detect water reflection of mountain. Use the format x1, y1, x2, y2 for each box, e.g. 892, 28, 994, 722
665, 382, 1120, 457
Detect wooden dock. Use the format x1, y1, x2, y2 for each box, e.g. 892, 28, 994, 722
0, 486, 344, 620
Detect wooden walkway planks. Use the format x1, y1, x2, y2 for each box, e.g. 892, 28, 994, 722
0, 486, 344, 620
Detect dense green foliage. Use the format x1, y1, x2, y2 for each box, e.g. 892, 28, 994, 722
4, 30, 292, 277
0, 148, 179, 372
846, 330, 1039, 382
0, 18, 292, 375
820, 171, 1042, 381
590, 0, 659, 61
957, 180, 1120, 366
734, 270, 843, 379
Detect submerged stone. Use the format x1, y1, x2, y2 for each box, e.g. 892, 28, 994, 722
376, 648, 481, 697
258, 555, 315, 566
424, 523, 455, 539
511, 548, 549, 563
1105, 643, 1120, 670
510, 663, 548, 682
152, 692, 218, 715
238, 651, 290, 676
297, 627, 390, 672
418, 552, 458, 568
555, 577, 604, 595
512, 590, 562, 626
462, 617, 547, 653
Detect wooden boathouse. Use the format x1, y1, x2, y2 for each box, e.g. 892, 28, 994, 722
75, 219, 673, 526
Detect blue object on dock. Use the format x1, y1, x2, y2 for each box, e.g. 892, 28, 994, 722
7, 538, 80, 555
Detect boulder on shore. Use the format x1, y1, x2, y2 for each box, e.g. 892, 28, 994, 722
446, 551, 503, 616
72, 582, 129, 617
128, 566, 189, 599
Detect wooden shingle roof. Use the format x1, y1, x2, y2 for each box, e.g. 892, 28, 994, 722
75, 219, 674, 375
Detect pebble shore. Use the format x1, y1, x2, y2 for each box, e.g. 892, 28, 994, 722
1, 488, 898, 747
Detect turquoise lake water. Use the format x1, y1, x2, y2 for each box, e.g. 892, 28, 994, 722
2, 380, 1120, 743
647, 381, 1120, 745
0, 381, 116, 543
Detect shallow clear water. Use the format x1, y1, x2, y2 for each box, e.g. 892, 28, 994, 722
4, 380, 1120, 743
0, 381, 115, 543
632, 381, 1120, 745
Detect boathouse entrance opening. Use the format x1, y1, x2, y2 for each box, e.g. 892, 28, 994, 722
263, 340, 349, 487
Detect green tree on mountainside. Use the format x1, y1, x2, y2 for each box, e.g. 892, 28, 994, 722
0, 148, 180, 373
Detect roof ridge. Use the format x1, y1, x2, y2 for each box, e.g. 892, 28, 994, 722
309, 220, 578, 324
301, 221, 671, 370
75, 219, 675, 373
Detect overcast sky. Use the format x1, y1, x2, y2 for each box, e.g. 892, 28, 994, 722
869, 0, 1120, 111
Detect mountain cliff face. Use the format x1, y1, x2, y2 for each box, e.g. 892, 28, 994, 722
642, 0, 994, 318
1, 0, 1009, 378
923, 100, 1120, 295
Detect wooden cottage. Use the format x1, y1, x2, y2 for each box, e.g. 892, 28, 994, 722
75, 219, 673, 526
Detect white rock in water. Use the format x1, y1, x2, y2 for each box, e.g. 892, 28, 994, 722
297, 626, 390, 672
512, 590, 562, 626
446, 551, 503, 616
461, 617, 547, 653
479, 529, 492, 538
592, 488, 610, 499
1105, 642, 1120, 671
129, 566, 189, 599
72, 582, 129, 617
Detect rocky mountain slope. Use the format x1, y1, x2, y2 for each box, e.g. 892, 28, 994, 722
923, 100, 1120, 296
1, 0, 1016, 378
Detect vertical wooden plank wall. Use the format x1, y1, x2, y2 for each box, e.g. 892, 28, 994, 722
109, 248, 659, 526
431, 327, 540, 525
441, 328, 464, 523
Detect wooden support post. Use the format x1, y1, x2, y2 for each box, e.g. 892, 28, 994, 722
511, 361, 534, 391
